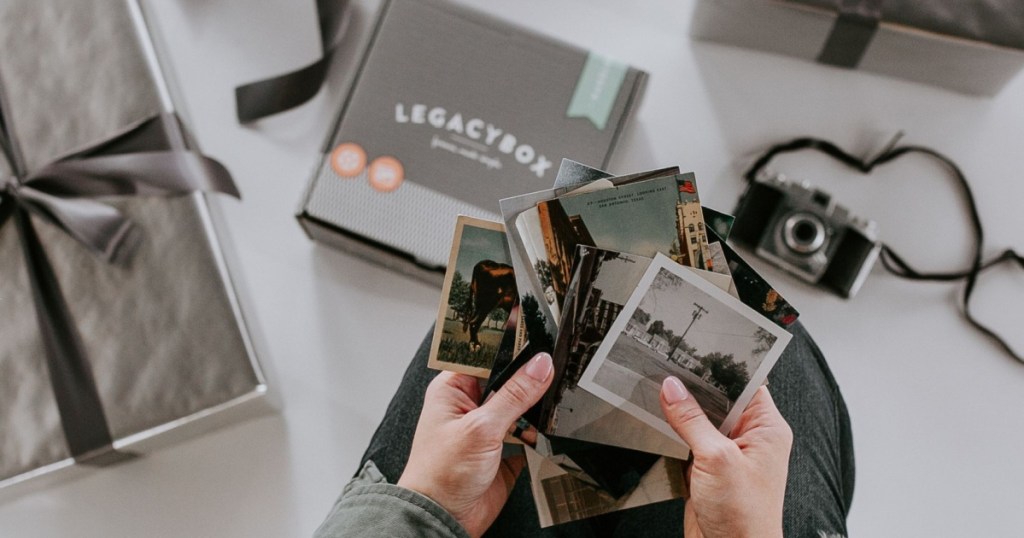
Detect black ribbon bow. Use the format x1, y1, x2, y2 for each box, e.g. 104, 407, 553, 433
0, 95, 240, 463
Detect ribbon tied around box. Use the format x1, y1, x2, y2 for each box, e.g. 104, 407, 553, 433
818, 0, 885, 68
0, 100, 240, 464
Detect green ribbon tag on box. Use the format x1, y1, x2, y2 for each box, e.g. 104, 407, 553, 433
567, 53, 628, 130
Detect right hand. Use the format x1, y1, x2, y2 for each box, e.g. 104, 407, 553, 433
661, 377, 792, 538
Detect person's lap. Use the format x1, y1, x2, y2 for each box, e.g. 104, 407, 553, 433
359, 322, 854, 538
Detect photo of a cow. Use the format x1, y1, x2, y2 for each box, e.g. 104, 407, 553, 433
429, 217, 518, 378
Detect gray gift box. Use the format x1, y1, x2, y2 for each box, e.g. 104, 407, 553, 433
0, 0, 270, 498
690, 0, 1024, 96
298, 0, 647, 285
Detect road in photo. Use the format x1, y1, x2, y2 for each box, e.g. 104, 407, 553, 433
593, 334, 730, 427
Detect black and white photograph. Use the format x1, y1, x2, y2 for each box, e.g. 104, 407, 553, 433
579, 254, 792, 441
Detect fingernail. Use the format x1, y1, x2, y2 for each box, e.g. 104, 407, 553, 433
662, 376, 689, 403
525, 353, 552, 381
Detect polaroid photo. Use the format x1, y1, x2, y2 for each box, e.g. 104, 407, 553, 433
579, 253, 792, 442
533, 247, 728, 458
524, 444, 686, 528
428, 216, 516, 378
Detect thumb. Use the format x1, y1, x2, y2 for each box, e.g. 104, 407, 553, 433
475, 353, 553, 438
660, 376, 731, 457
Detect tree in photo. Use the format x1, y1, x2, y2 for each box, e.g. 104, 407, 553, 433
487, 306, 509, 330
448, 271, 473, 322
651, 268, 684, 291
534, 260, 554, 291
699, 351, 752, 401
752, 326, 777, 360
632, 307, 651, 326
647, 319, 665, 337
521, 294, 555, 354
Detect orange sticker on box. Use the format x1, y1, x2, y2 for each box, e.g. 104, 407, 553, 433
368, 156, 404, 192
330, 143, 367, 177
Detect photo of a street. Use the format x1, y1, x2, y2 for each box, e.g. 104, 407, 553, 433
578, 258, 792, 438
592, 334, 730, 427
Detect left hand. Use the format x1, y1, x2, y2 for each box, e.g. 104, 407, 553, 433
398, 353, 554, 538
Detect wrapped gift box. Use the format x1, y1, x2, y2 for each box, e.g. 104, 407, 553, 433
0, 0, 270, 498
297, 0, 648, 285
690, 0, 1024, 96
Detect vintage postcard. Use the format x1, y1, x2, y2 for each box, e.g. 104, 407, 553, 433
703, 206, 736, 242
579, 253, 792, 442
515, 206, 566, 322
524, 444, 685, 528
707, 226, 799, 328
534, 173, 714, 311
674, 173, 715, 270
428, 216, 516, 378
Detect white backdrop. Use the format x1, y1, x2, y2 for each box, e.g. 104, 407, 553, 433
2, 1, 1023, 536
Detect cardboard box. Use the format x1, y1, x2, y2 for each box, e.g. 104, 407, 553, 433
690, 0, 1024, 96
298, 0, 647, 285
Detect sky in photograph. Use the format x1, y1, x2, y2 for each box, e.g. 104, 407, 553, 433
454, 223, 509, 277
555, 176, 681, 258
589, 252, 651, 306
636, 268, 771, 370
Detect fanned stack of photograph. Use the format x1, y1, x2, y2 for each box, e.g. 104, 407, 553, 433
427, 160, 800, 527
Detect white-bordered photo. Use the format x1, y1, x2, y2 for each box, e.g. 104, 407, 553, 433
578, 253, 792, 441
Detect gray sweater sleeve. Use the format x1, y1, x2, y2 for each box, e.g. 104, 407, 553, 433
313, 461, 470, 538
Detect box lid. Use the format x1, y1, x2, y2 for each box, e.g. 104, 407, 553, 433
302, 0, 646, 269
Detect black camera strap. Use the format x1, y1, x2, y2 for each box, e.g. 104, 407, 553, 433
743, 137, 1024, 364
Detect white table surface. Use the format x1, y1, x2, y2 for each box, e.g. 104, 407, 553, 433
3, 1, 1023, 536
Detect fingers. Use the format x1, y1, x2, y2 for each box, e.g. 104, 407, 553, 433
425, 371, 483, 414
660, 376, 732, 457
747, 385, 784, 423
731, 386, 793, 445
472, 353, 553, 439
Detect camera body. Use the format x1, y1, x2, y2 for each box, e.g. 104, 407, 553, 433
731, 175, 880, 298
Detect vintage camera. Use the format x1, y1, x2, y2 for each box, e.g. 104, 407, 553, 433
731, 175, 881, 298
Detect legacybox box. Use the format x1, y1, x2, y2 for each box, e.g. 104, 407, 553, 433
0, 0, 270, 498
297, 0, 647, 284
690, 0, 1024, 96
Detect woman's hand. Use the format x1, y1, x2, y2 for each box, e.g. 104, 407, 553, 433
398, 353, 553, 538
661, 378, 792, 538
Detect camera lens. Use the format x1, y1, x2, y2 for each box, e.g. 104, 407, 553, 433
782, 213, 826, 254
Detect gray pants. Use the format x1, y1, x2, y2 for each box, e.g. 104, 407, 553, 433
358, 322, 855, 537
